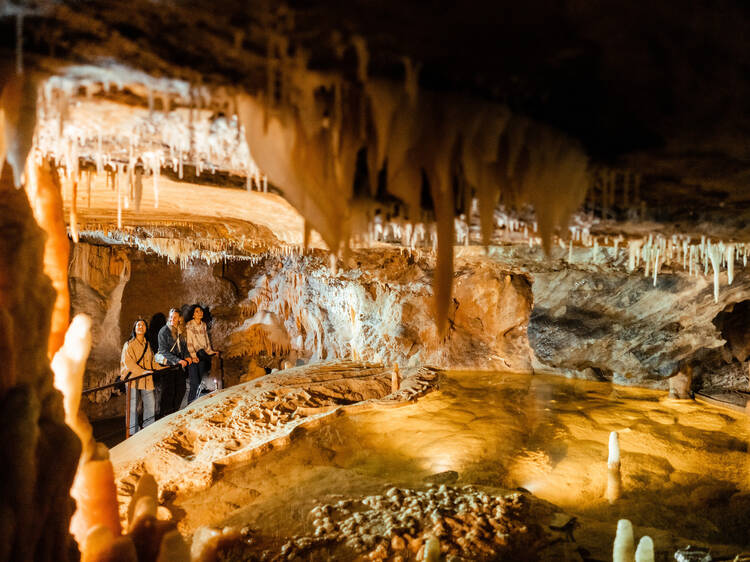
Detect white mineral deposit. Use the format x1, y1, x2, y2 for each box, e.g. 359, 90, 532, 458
1, 4, 750, 561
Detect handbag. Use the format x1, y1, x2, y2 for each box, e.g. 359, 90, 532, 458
196, 348, 212, 362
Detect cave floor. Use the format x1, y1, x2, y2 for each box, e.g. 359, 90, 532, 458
174, 371, 750, 559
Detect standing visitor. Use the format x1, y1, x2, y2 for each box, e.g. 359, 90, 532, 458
185, 304, 219, 403
155, 308, 194, 416
120, 319, 157, 435
147, 312, 167, 419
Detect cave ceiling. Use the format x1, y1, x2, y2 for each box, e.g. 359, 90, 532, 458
1, 0, 750, 262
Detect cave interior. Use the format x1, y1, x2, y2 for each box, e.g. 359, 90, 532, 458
0, 1, 750, 561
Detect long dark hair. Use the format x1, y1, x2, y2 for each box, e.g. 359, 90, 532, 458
129, 318, 149, 341
186, 303, 213, 326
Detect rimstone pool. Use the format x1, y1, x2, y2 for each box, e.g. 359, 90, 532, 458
165, 371, 750, 559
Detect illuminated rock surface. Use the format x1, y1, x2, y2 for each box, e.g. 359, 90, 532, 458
111, 369, 749, 559
2, 2, 750, 560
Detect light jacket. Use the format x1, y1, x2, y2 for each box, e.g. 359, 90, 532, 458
186, 319, 214, 360
120, 337, 156, 391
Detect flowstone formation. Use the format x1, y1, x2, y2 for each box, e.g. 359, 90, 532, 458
228, 250, 532, 370
110, 362, 439, 522
2, 2, 750, 560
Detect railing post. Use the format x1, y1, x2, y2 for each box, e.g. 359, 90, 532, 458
218, 356, 224, 390
125, 381, 132, 439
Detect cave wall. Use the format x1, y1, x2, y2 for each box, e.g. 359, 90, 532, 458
69, 242, 131, 392
227, 250, 534, 371
527, 267, 750, 386
71, 240, 750, 392
119, 252, 237, 341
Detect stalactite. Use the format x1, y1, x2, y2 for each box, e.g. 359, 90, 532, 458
237, 46, 589, 332
726, 243, 735, 284
708, 242, 722, 303
70, 173, 79, 242
1, 68, 37, 186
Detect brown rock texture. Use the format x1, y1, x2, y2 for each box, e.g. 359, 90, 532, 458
0, 163, 81, 561
110, 362, 438, 522
228, 250, 533, 371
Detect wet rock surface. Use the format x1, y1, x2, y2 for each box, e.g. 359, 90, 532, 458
174, 371, 749, 556
215, 486, 546, 561
110, 362, 439, 525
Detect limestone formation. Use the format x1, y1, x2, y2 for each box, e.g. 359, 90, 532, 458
0, 162, 80, 561
2, 2, 750, 560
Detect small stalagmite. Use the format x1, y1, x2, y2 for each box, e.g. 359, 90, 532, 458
634, 536, 655, 562
612, 519, 635, 562
605, 431, 622, 503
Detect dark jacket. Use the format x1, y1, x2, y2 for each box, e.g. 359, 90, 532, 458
155, 325, 188, 366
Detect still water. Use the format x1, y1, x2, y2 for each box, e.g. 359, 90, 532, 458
178, 371, 750, 550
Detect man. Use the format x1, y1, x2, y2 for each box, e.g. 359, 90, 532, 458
155, 308, 195, 416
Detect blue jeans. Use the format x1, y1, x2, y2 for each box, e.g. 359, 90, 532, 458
129, 387, 155, 435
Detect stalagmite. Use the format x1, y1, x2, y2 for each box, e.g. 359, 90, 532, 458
81, 526, 136, 562
612, 519, 635, 562
605, 431, 621, 503
634, 536, 655, 562
391, 364, 401, 393
421, 534, 440, 561
52, 315, 121, 547
26, 158, 70, 357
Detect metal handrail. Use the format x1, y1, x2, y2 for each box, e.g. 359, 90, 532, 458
81, 357, 224, 439
81, 369, 164, 395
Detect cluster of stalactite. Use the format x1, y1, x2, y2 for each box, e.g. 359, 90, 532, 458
3, 32, 593, 336
236, 45, 590, 333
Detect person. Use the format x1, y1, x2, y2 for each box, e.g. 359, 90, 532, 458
155, 308, 194, 416
185, 304, 219, 403
147, 312, 167, 419
120, 319, 157, 435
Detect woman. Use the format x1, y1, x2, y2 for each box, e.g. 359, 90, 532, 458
185, 304, 219, 403
120, 319, 157, 435
155, 308, 193, 416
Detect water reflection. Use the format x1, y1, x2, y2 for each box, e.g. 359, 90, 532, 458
182, 371, 750, 547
